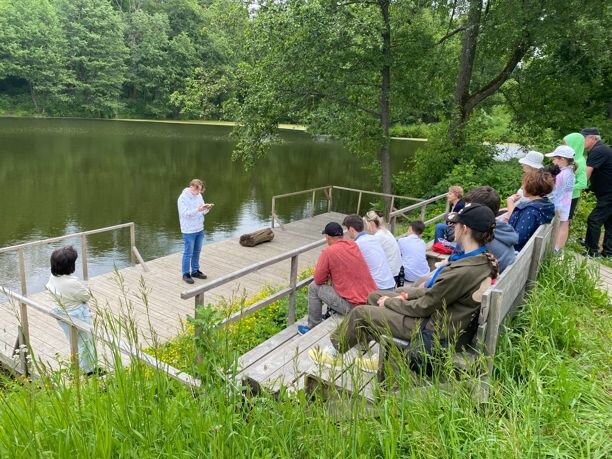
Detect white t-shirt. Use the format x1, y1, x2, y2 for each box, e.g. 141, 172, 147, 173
397, 234, 430, 282
354, 233, 396, 290
374, 229, 402, 276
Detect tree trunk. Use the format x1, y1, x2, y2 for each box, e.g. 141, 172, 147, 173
28, 81, 39, 113
450, 0, 482, 146
379, 0, 392, 212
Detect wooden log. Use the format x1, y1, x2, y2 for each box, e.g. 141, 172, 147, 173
239, 228, 275, 247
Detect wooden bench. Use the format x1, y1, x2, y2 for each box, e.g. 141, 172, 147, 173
377, 221, 556, 401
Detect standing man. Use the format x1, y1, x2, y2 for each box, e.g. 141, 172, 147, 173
177, 179, 213, 284
582, 128, 612, 257
297, 222, 376, 335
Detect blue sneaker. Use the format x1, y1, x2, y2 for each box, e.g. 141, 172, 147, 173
297, 325, 311, 335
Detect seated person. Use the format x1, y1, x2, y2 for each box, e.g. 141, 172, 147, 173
46, 246, 99, 375
514, 151, 545, 204
464, 186, 518, 272
343, 214, 396, 291
434, 185, 465, 242
397, 220, 430, 284
506, 169, 555, 251
310, 204, 498, 371
297, 222, 377, 335
364, 210, 403, 286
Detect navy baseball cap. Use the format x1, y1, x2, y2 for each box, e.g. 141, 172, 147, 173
322, 222, 343, 237
447, 203, 496, 232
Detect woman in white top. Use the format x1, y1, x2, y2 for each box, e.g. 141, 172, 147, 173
364, 210, 403, 286
46, 246, 98, 375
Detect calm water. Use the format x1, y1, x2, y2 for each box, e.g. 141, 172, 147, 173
0, 118, 421, 294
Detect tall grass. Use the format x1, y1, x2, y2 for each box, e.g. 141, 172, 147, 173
0, 257, 609, 457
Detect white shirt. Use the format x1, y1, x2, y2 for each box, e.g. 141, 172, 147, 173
354, 233, 396, 290
177, 188, 210, 234
398, 234, 430, 282
374, 229, 402, 275
46, 274, 91, 311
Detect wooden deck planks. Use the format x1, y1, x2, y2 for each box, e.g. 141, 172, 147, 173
0, 212, 346, 374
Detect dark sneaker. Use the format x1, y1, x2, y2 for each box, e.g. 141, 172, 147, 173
182, 274, 194, 284
297, 325, 311, 335
191, 270, 208, 280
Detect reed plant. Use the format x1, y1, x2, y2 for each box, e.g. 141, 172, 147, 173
0, 257, 609, 458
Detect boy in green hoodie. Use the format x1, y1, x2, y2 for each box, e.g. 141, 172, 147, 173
564, 132, 587, 221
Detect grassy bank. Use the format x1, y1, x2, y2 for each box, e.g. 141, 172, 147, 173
0, 256, 609, 457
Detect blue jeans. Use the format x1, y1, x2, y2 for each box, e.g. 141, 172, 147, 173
53, 303, 96, 373
182, 230, 204, 275
434, 223, 447, 242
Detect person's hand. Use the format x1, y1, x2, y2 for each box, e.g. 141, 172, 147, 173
377, 296, 389, 307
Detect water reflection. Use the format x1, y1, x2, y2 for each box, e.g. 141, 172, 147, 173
0, 118, 420, 294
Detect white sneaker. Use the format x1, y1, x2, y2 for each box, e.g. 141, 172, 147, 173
308, 345, 341, 368
356, 354, 380, 373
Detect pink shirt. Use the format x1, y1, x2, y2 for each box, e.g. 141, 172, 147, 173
314, 239, 377, 305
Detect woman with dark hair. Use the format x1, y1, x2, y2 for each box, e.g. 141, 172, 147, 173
506, 169, 556, 252
309, 203, 499, 372
46, 246, 98, 375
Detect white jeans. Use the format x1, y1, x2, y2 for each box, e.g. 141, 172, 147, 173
53, 303, 97, 373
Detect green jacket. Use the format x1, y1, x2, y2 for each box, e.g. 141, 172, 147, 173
384, 254, 492, 341
565, 132, 587, 199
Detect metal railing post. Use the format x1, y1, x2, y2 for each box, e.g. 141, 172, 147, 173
129, 223, 136, 266
81, 234, 89, 281
287, 255, 298, 325
356, 191, 362, 215
311, 190, 316, 218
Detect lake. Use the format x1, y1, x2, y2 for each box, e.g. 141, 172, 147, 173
0, 117, 423, 294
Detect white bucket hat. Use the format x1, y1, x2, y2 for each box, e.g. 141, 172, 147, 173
518, 150, 544, 169
545, 145, 575, 159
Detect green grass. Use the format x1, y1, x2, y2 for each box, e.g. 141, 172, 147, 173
0, 256, 609, 457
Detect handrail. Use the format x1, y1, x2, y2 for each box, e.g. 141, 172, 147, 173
181, 238, 326, 299
389, 192, 448, 217
0, 222, 134, 253
0, 286, 200, 388
332, 186, 423, 202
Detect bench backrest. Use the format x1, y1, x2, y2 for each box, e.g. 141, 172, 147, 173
474, 221, 556, 363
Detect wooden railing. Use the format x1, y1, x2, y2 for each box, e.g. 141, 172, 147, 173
388, 192, 449, 232
270, 185, 423, 229
0, 287, 200, 387
0, 223, 148, 377
181, 239, 327, 327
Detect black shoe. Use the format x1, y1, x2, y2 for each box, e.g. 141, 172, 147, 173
183, 274, 194, 284
191, 270, 208, 280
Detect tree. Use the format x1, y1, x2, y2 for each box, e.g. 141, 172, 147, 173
0, 0, 68, 113
231, 0, 448, 200
57, 0, 128, 117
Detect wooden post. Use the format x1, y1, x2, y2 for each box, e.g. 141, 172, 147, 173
271, 197, 276, 228
69, 325, 79, 371
311, 190, 316, 218
17, 325, 28, 377
327, 186, 333, 212
287, 255, 298, 325
420, 203, 427, 221
194, 292, 204, 365
16, 248, 31, 365
81, 234, 89, 281
527, 234, 544, 288
356, 191, 363, 215
129, 223, 136, 266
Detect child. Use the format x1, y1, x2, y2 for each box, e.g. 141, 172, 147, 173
397, 220, 430, 284
434, 185, 465, 242
46, 246, 98, 375
545, 145, 576, 252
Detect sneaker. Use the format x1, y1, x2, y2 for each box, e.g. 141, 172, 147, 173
356, 354, 379, 373
321, 308, 336, 320
308, 345, 341, 368
297, 325, 311, 335
191, 270, 208, 280
182, 274, 194, 284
